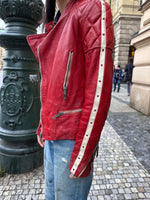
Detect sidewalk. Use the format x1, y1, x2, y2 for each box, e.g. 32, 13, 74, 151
0, 85, 150, 200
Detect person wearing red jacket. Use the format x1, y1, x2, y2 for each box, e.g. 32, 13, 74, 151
27, 0, 114, 199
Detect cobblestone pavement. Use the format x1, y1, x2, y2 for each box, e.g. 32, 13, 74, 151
0, 85, 150, 200
108, 85, 150, 174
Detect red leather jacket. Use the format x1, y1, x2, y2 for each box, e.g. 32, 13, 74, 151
27, 0, 114, 177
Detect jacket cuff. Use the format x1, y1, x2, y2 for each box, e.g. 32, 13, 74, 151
69, 154, 94, 177
36, 122, 42, 135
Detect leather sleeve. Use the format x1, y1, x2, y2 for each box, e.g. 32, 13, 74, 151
69, 0, 114, 177
69, 48, 113, 177
36, 122, 42, 135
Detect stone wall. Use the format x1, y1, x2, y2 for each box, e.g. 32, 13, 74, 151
106, 0, 141, 21
130, 0, 150, 115
113, 15, 141, 69
106, 0, 142, 69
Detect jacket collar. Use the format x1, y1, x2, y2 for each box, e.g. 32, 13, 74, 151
44, 0, 75, 32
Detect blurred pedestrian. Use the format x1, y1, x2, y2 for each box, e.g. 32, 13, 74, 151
113, 65, 122, 92
124, 59, 134, 96
27, 0, 114, 199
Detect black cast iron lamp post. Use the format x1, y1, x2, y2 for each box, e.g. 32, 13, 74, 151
0, 0, 44, 173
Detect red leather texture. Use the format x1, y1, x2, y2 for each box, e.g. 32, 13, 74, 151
27, 0, 114, 177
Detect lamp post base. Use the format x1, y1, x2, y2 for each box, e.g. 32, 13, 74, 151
0, 138, 43, 174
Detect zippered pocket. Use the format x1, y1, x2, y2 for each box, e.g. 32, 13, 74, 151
52, 108, 82, 119
63, 51, 73, 100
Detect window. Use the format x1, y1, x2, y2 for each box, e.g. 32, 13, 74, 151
129, 46, 135, 58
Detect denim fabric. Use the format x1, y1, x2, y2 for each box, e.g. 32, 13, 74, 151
44, 140, 93, 200
113, 79, 120, 92
127, 81, 132, 95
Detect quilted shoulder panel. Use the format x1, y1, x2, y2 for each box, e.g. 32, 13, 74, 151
76, 0, 114, 52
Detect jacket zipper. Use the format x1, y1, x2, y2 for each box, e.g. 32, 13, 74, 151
63, 51, 73, 100
52, 108, 82, 119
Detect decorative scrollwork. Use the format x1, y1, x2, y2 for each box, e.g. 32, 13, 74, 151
3, 117, 22, 129
0, 0, 43, 23
0, 71, 34, 129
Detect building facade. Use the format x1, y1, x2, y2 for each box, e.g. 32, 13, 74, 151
130, 0, 150, 115
106, 0, 142, 68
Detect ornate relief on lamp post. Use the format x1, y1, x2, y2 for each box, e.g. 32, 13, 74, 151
0, 0, 43, 22
0, 0, 44, 173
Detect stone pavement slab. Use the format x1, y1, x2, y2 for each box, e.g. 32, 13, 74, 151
108, 85, 150, 173
88, 122, 150, 200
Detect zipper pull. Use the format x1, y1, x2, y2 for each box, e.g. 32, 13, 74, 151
63, 86, 67, 100
52, 112, 64, 119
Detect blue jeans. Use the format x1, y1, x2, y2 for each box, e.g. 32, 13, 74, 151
127, 81, 132, 95
113, 79, 120, 92
44, 140, 93, 200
